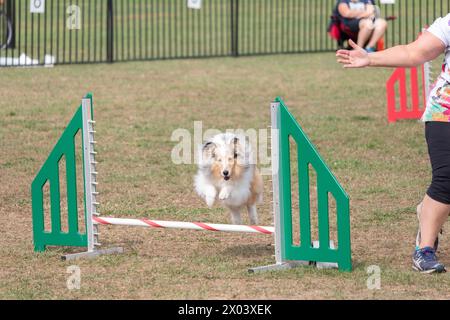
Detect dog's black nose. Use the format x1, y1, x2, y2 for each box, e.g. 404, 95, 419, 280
223, 170, 229, 176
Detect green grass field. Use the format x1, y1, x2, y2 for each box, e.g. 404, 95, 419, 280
1, 52, 449, 299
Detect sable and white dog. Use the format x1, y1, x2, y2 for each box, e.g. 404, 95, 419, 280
194, 133, 263, 225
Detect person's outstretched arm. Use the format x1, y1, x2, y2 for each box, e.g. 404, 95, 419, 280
336, 32, 445, 69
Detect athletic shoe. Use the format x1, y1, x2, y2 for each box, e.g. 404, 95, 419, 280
412, 247, 446, 274
415, 203, 441, 252
364, 46, 376, 53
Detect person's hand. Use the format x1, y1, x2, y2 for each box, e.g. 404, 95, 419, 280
336, 40, 371, 68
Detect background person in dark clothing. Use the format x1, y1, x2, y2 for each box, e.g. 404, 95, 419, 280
337, 0, 387, 52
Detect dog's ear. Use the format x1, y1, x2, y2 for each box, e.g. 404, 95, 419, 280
202, 141, 216, 159
233, 136, 252, 165
232, 136, 249, 152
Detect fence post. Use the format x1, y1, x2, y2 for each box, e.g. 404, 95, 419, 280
230, 0, 239, 57
107, 0, 114, 63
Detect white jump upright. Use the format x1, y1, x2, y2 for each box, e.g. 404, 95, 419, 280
248, 102, 309, 273
63, 97, 123, 261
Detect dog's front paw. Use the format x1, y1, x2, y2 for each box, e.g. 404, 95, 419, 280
219, 188, 231, 200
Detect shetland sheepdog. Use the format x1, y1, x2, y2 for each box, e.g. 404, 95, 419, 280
194, 133, 263, 225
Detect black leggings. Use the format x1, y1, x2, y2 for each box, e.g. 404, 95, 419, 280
426, 121, 450, 205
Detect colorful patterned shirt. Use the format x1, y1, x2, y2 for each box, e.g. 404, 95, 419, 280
422, 13, 450, 122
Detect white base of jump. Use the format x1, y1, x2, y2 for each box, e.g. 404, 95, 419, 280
62, 247, 124, 261
248, 261, 310, 273
249, 240, 338, 273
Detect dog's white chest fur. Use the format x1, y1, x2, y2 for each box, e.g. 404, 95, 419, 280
194, 133, 262, 225
196, 167, 253, 207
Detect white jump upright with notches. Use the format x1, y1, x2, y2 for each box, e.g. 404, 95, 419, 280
248, 102, 310, 273
63, 97, 123, 260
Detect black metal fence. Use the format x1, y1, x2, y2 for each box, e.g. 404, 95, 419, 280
0, 0, 449, 67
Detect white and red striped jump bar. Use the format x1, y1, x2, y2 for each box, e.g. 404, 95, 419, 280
93, 217, 274, 234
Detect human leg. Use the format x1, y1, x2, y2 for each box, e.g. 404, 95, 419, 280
418, 195, 449, 249
421, 121, 450, 248
366, 18, 388, 49
413, 122, 450, 273
357, 18, 374, 48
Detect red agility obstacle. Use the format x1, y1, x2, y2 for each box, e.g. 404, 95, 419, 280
385, 63, 429, 123
386, 30, 431, 123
